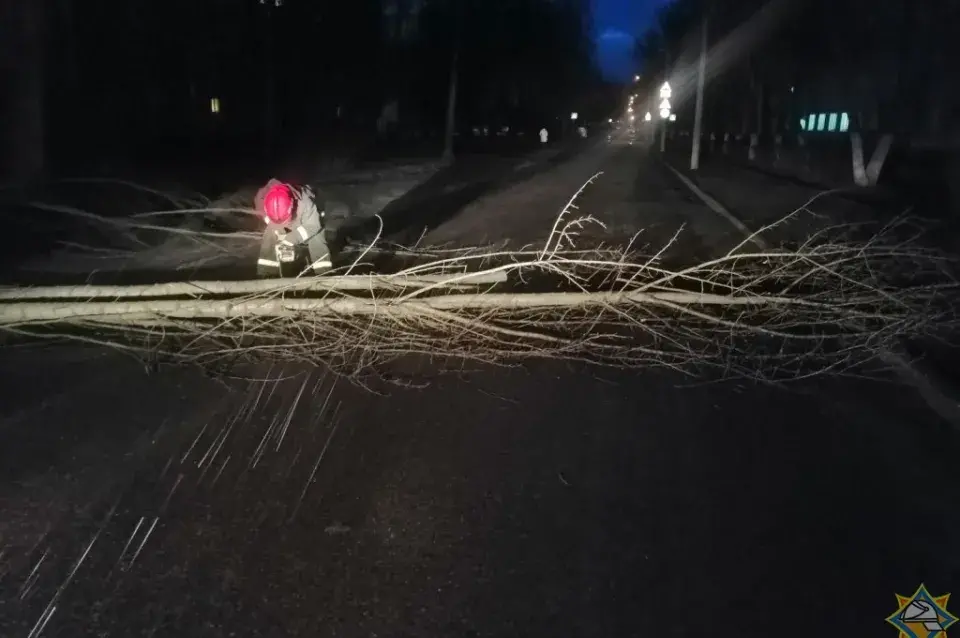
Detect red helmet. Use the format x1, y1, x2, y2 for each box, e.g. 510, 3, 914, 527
262, 182, 294, 224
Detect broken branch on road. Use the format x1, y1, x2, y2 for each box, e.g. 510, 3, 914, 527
1, 175, 957, 384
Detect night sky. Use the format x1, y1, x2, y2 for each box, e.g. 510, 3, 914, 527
593, 0, 671, 82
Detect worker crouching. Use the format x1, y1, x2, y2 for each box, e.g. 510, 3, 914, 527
254, 179, 334, 278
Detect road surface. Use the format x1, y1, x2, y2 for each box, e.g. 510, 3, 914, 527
1, 139, 958, 638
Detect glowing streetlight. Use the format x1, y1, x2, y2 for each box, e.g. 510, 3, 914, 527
659, 96, 672, 120
608, 118, 613, 123
627, 106, 633, 113
659, 82, 672, 99
634, 74, 641, 82
570, 112, 578, 120
644, 112, 652, 122
629, 114, 635, 122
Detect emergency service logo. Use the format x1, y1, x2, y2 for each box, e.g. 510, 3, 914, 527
886, 584, 957, 638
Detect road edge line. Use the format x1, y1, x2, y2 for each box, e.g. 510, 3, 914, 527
663, 160, 960, 431
664, 163, 763, 246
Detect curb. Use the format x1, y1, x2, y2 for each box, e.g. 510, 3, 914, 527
697, 155, 900, 207
662, 160, 960, 431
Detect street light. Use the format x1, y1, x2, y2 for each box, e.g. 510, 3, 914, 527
570, 112, 578, 120
644, 112, 652, 122
659, 82, 672, 99
634, 74, 640, 82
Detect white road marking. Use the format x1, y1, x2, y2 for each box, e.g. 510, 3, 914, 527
663, 162, 761, 246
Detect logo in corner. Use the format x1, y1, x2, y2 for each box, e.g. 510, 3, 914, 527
887, 584, 957, 638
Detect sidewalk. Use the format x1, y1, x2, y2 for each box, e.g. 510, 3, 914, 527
663, 151, 960, 430
664, 152, 943, 251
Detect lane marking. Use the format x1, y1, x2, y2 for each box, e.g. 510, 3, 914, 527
663, 162, 762, 246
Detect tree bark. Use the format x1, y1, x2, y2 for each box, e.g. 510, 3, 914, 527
442, 48, 459, 163
0, 271, 509, 302
0, 289, 815, 325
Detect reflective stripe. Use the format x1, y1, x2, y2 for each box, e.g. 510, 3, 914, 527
310, 259, 333, 271
296, 226, 309, 240
257, 258, 280, 267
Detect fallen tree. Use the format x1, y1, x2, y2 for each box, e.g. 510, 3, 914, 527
2, 175, 957, 383
0, 271, 508, 301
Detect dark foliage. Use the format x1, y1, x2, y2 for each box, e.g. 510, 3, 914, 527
1, 0, 602, 180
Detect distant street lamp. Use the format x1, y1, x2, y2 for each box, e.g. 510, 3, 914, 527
634, 74, 641, 82
644, 112, 652, 122
570, 112, 578, 120
659, 82, 672, 99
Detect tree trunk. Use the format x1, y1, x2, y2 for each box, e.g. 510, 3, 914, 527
0, 0, 45, 180
263, 3, 277, 160
0, 271, 509, 302
442, 48, 459, 163
0, 289, 820, 325
755, 79, 764, 137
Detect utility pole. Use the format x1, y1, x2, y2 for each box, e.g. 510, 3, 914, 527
690, 12, 708, 170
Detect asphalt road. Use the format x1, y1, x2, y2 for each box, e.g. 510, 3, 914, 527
1, 143, 959, 638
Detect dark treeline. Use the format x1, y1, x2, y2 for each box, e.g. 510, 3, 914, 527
632, 0, 960, 144
1, 0, 615, 181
